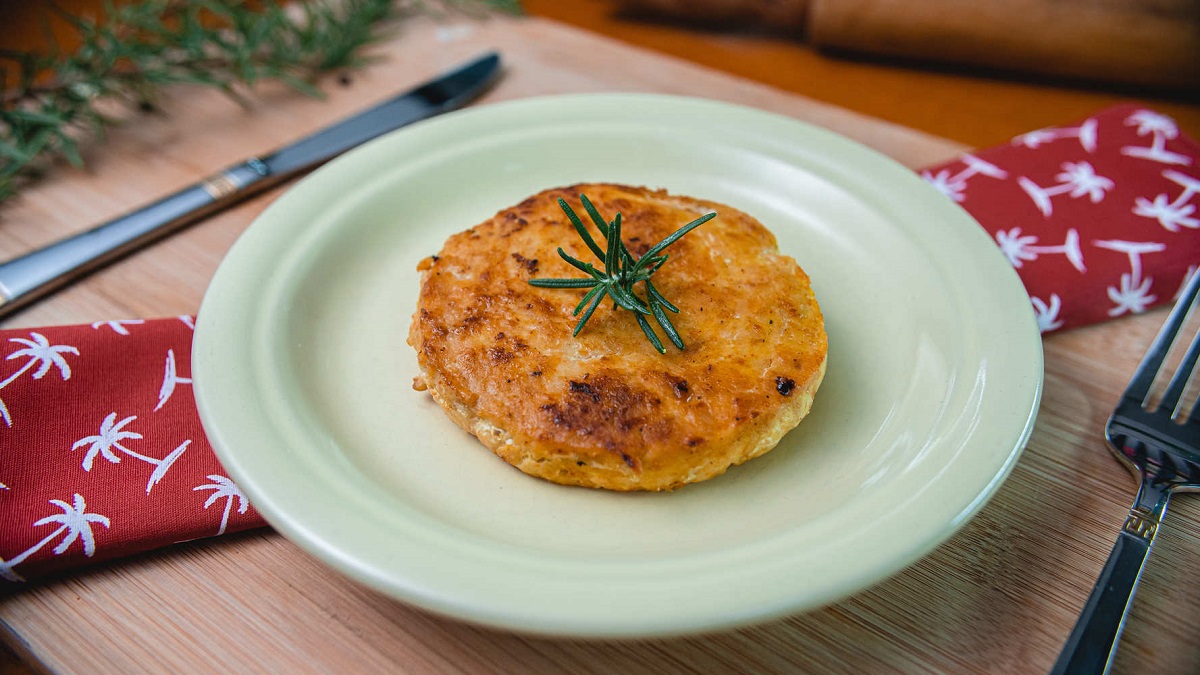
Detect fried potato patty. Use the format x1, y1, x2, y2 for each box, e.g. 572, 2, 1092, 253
408, 184, 826, 491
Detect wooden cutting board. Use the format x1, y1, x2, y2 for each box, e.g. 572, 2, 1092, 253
2, 15, 1198, 674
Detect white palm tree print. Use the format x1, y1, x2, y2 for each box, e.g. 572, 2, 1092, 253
921, 154, 1008, 203
1126, 110, 1178, 137
154, 349, 192, 412
1107, 273, 1156, 316
0, 332, 79, 427
71, 413, 190, 494
90, 319, 144, 336
994, 228, 1086, 273
1133, 169, 1200, 232
1013, 117, 1098, 152
1057, 162, 1116, 201
194, 475, 249, 535
1094, 239, 1165, 279
1121, 110, 1191, 166
72, 413, 141, 470
0, 493, 110, 582
922, 169, 965, 202
996, 229, 1039, 267
1093, 239, 1165, 317
1018, 161, 1114, 217
1030, 294, 1064, 333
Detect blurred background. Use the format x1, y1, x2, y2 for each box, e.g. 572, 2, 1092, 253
0, 1, 1197, 671
2, 0, 1197, 150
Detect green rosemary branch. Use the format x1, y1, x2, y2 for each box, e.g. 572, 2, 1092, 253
530, 194, 716, 354
0, 0, 521, 203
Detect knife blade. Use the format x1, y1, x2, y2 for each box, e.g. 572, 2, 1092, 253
0, 51, 502, 318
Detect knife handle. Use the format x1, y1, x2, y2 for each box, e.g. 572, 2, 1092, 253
0, 158, 278, 318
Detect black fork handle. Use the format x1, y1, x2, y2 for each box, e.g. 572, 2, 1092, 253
1050, 486, 1171, 675
1051, 530, 1153, 674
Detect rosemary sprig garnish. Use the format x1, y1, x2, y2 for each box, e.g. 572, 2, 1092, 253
0, 0, 521, 203
529, 194, 716, 354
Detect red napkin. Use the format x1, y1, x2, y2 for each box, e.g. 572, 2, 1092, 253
2, 103, 1198, 585
0, 318, 265, 584
921, 103, 1199, 332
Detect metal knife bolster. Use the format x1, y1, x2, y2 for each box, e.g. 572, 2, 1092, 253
200, 158, 271, 199
0, 157, 278, 310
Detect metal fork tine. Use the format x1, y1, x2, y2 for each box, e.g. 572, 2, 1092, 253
1188, 329, 1200, 426
1123, 272, 1200, 407
1162, 324, 1200, 417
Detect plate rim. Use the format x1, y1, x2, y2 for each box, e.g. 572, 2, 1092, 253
193, 92, 1044, 637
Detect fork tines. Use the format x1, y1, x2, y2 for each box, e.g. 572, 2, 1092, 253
1123, 271, 1200, 422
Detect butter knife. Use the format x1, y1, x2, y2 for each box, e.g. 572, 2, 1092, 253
0, 51, 501, 318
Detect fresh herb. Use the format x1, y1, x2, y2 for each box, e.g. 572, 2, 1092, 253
529, 194, 716, 354
0, 0, 520, 203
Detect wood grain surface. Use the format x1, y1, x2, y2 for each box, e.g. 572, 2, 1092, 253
2, 7, 1200, 675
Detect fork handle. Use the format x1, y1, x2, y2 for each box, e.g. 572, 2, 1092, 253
1050, 488, 1171, 675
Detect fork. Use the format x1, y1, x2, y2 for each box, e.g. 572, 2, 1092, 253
1051, 271, 1200, 675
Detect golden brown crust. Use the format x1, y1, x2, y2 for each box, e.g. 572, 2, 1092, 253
408, 184, 827, 491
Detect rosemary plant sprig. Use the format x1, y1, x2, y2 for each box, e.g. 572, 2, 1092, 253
0, 0, 520, 203
529, 194, 716, 354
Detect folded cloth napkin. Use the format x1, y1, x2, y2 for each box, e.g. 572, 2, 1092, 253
921, 103, 1199, 332
2, 103, 1198, 585
0, 317, 265, 584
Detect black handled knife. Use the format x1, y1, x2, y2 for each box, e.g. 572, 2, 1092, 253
0, 51, 502, 318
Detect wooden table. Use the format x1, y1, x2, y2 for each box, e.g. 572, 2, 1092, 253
3, 5, 1200, 673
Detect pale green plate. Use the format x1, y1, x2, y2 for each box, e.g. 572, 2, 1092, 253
193, 94, 1043, 638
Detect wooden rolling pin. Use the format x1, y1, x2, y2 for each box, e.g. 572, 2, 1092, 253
614, 0, 810, 31
617, 0, 1200, 91
807, 0, 1200, 90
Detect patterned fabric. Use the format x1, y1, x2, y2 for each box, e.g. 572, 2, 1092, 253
921, 104, 1199, 332
0, 317, 263, 584
1, 104, 1198, 584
